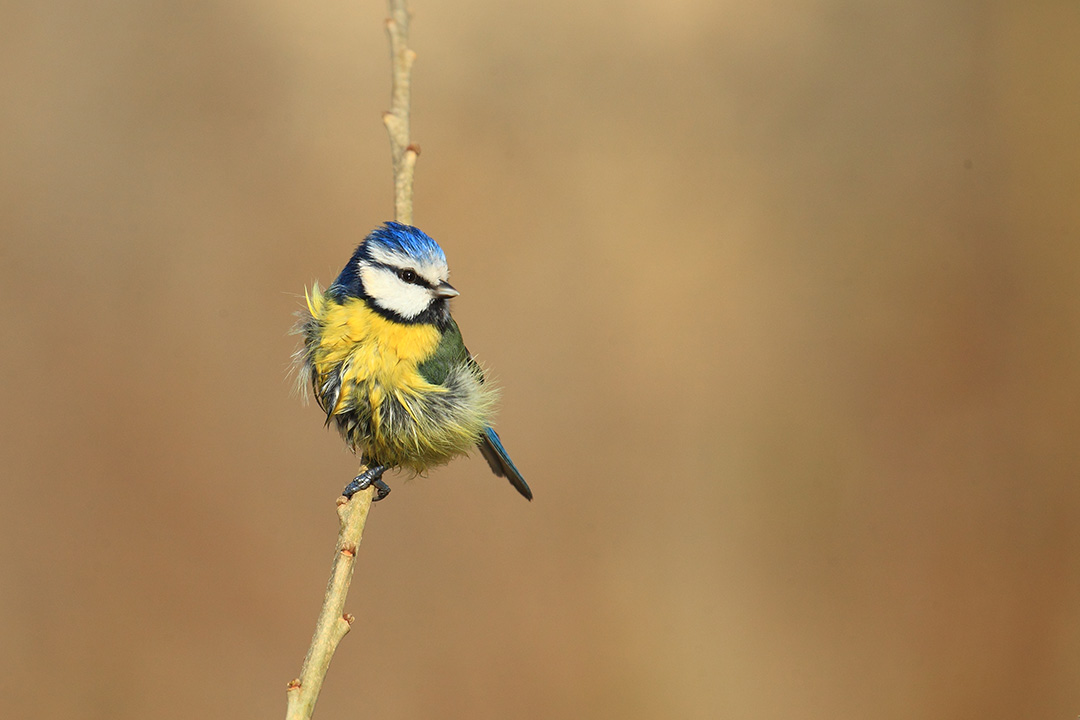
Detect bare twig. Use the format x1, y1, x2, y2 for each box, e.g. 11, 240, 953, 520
285, 1, 421, 718
383, 0, 419, 225
285, 486, 375, 720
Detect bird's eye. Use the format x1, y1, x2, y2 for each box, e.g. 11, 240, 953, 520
397, 269, 418, 284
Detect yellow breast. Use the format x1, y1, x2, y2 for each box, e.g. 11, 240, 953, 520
308, 293, 442, 411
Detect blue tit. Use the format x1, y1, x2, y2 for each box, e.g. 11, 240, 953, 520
294, 222, 532, 502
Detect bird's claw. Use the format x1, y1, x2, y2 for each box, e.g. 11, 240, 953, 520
342, 465, 391, 501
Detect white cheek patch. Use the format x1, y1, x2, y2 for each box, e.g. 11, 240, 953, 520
366, 245, 449, 286
359, 264, 432, 319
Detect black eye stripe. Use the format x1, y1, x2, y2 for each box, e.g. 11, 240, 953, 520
391, 265, 434, 289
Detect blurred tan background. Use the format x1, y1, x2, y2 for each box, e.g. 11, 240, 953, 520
2, 1, 1079, 718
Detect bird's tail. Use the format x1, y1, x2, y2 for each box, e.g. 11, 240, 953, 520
478, 426, 532, 500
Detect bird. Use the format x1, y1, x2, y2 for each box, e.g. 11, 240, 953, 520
293, 221, 532, 503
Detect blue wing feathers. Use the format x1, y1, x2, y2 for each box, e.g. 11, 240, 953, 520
478, 426, 532, 500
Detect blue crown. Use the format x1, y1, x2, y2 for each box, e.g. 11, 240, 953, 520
365, 222, 446, 266
331, 222, 446, 298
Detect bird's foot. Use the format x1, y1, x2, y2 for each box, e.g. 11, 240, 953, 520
372, 478, 391, 501
342, 465, 391, 501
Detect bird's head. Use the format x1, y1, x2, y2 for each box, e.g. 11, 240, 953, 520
331, 222, 458, 325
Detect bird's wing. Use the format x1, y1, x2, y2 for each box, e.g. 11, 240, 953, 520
417, 319, 532, 500
416, 319, 470, 386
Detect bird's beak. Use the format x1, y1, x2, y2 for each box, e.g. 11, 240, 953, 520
434, 281, 459, 298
